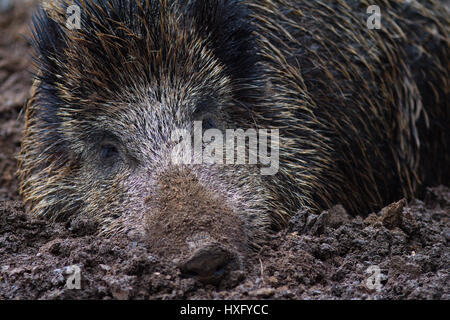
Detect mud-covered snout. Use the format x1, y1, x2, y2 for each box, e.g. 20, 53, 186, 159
144, 167, 248, 283
179, 243, 240, 283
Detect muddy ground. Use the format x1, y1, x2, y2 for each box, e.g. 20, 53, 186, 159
0, 1, 449, 300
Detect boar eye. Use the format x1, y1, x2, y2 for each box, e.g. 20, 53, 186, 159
202, 118, 216, 130
99, 143, 120, 161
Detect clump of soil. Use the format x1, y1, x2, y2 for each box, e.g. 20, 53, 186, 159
0, 0, 449, 300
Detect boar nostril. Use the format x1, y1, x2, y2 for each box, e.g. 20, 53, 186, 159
179, 244, 234, 282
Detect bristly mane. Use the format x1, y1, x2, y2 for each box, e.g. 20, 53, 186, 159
30, 0, 265, 107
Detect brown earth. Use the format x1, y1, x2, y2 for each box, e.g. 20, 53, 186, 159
0, 0, 449, 300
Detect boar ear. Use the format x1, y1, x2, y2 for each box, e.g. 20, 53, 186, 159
30, 2, 70, 83
189, 0, 264, 103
